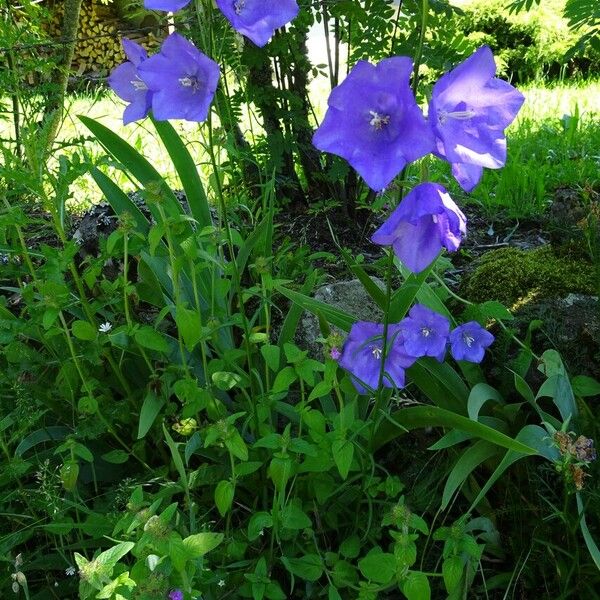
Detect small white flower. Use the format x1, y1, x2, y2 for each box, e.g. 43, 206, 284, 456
98, 322, 112, 334
218, 579, 225, 587
65, 566, 76, 576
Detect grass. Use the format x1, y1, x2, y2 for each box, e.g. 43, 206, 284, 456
3, 78, 600, 218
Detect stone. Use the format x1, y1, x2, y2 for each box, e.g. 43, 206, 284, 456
297, 278, 384, 359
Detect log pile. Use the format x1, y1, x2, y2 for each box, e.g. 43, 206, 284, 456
46, 0, 161, 76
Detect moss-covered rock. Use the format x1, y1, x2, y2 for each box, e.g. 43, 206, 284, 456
461, 245, 597, 306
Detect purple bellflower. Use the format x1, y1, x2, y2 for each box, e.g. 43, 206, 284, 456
372, 182, 466, 273
401, 304, 450, 362
168, 590, 184, 600
137, 33, 220, 122
449, 322, 494, 363
144, 0, 191, 11
313, 57, 435, 192
215, 0, 300, 47
429, 45, 525, 192
108, 39, 152, 125
338, 322, 416, 393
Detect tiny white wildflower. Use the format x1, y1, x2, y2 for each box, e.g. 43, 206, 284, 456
65, 566, 76, 576
218, 579, 225, 587
98, 322, 112, 334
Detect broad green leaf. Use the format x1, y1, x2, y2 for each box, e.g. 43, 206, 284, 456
442, 556, 464, 593
402, 572, 431, 600
441, 440, 499, 510
571, 375, 600, 398
358, 551, 396, 584
276, 284, 356, 332
138, 391, 164, 439
373, 406, 539, 455
332, 439, 354, 480
72, 320, 96, 341
101, 450, 129, 464
89, 168, 150, 235
134, 327, 169, 353
281, 554, 323, 582
152, 118, 212, 228
248, 512, 273, 541
182, 532, 224, 557
15, 426, 71, 456
278, 270, 318, 347
467, 383, 504, 421
215, 480, 235, 516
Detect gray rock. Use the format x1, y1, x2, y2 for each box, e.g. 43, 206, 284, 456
297, 278, 385, 358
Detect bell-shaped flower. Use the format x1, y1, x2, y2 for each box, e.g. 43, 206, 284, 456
429, 45, 525, 192
108, 39, 152, 125
371, 182, 466, 274
449, 322, 494, 363
313, 57, 435, 192
400, 304, 450, 362
144, 0, 191, 10
137, 33, 220, 122
338, 322, 416, 393
215, 0, 300, 47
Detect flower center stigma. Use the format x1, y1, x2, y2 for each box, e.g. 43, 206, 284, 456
130, 76, 147, 92
369, 111, 391, 130
234, 0, 246, 14
462, 333, 475, 347
370, 345, 383, 359
437, 108, 476, 126
179, 76, 201, 92
421, 327, 432, 338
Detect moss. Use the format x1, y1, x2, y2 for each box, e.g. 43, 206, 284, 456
461, 246, 597, 306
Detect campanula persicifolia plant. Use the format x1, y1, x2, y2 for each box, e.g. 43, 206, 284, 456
1, 0, 600, 598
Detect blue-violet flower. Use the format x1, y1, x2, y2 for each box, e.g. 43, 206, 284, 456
144, 0, 191, 11
401, 304, 450, 362
338, 322, 416, 393
137, 33, 220, 122
371, 182, 466, 273
168, 590, 184, 600
429, 45, 525, 192
215, 0, 300, 47
449, 321, 494, 363
313, 57, 435, 192
108, 39, 152, 125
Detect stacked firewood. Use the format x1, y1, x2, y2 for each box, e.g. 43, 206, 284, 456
46, 0, 160, 76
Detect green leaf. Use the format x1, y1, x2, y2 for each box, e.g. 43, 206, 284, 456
215, 480, 235, 516
101, 450, 129, 464
328, 585, 343, 600
248, 512, 273, 541
442, 556, 463, 592
79, 116, 190, 234
89, 168, 150, 235
467, 383, 504, 421
261, 345, 281, 372
281, 503, 312, 530
151, 118, 212, 229
340, 535, 360, 559
138, 391, 164, 439
402, 572, 431, 600
577, 493, 600, 570
134, 327, 169, 353
389, 264, 435, 322
373, 406, 539, 455
332, 439, 354, 480
15, 426, 71, 456
212, 371, 242, 391
163, 424, 188, 493
182, 532, 224, 557
281, 554, 323, 582
276, 285, 356, 332
175, 304, 202, 352
278, 270, 318, 347
441, 441, 499, 510
358, 551, 396, 584
72, 320, 97, 341
272, 366, 297, 394
571, 375, 600, 398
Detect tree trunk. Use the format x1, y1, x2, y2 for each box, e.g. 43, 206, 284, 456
42, 0, 83, 152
